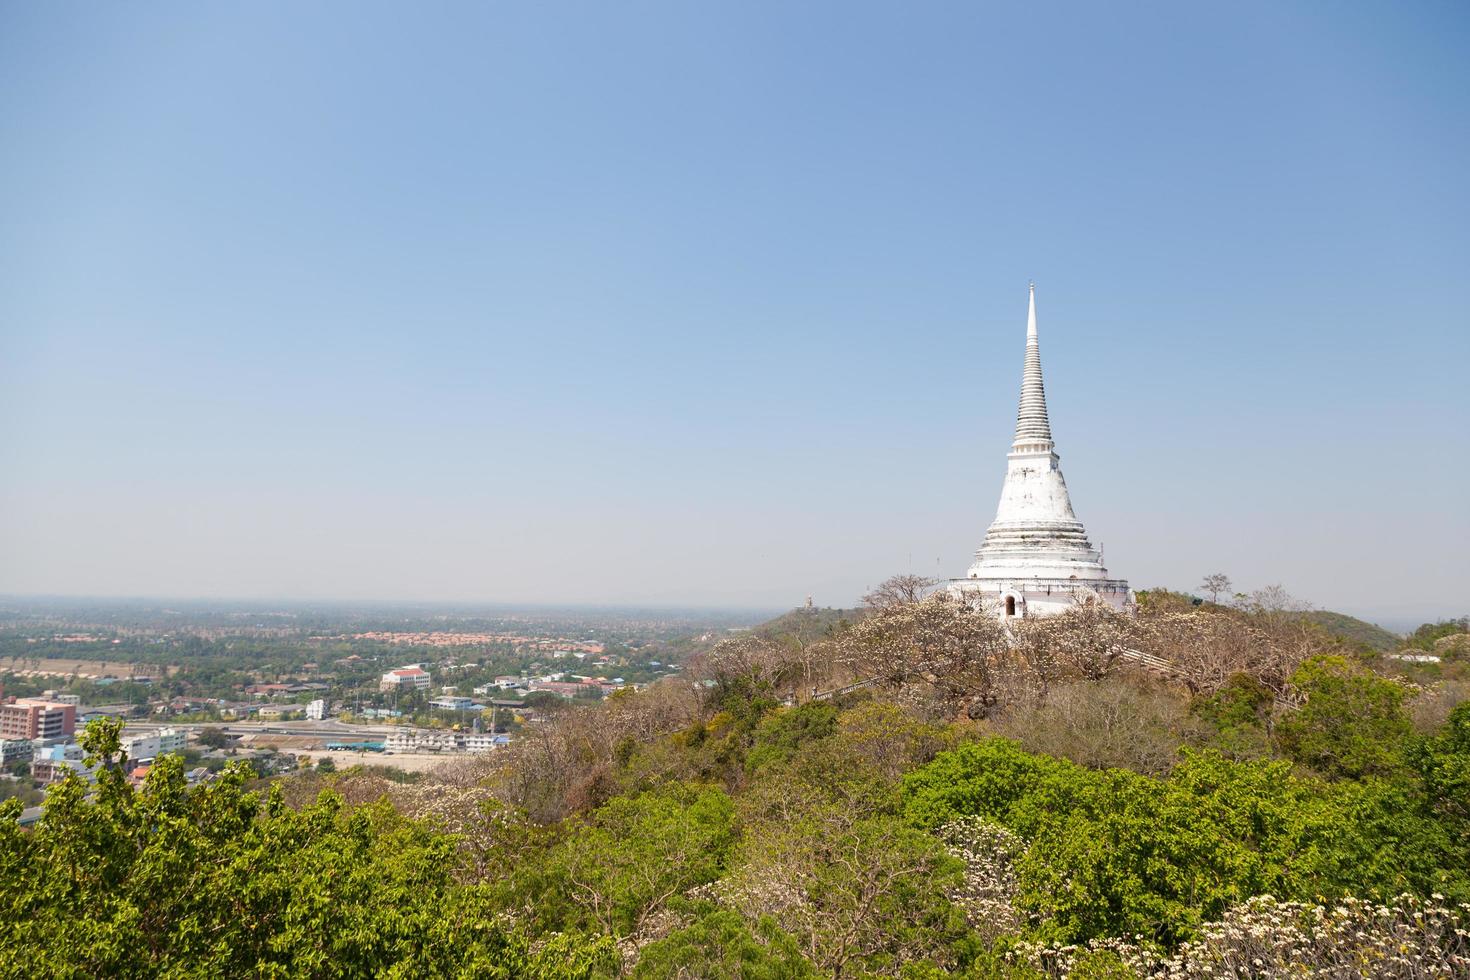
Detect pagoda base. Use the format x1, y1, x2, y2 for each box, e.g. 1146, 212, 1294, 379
948, 576, 1133, 621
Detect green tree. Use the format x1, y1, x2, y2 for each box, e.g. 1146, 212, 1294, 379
902, 737, 1467, 945
1276, 656, 1414, 779
745, 700, 838, 772
1411, 702, 1470, 829
729, 740, 968, 975
631, 908, 820, 979
194, 726, 230, 749
517, 784, 736, 937
0, 718, 616, 978
1406, 617, 1470, 652
1191, 673, 1272, 759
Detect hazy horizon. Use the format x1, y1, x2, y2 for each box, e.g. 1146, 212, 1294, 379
0, 591, 1448, 639
3, 4, 1467, 626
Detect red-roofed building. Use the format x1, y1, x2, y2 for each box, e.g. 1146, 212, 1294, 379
379, 666, 431, 692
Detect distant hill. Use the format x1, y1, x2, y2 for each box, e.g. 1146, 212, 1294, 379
1298, 611, 1401, 653
754, 606, 865, 647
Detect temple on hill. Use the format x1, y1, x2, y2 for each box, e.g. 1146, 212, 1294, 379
951, 285, 1132, 619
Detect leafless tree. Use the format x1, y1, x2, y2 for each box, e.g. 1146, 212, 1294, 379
1199, 573, 1232, 604
482, 677, 703, 822
835, 592, 1011, 718
1128, 611, 1265, 695
684, 633, 805, 702
1126, 605, 1320, 696
987, 679, 1202, 775
1014, 597, 1134, 684
1241, 583, 1310, 618
862, 573, 938, 611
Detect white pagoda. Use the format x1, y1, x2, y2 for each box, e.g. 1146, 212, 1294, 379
952, 285, 1132, 619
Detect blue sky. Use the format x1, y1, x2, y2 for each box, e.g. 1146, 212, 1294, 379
1, 2, 1466, 624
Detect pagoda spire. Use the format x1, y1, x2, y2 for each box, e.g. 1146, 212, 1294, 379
1012, 282, 1054, 448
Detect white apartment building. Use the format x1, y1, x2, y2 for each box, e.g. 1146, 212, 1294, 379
379, 666, 431, 692
122, 727, 187, 761
305, 698, 327, 721
0, 738, 34, 767
386, 728, 508, 754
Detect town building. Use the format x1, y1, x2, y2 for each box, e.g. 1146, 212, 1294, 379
33, 741, 84, 764
385, 728, 510, 754
462, 733, 511, 753
379, 666, 431, 692
122, 727, 187, 762
0, 738, 34, 768
32, 757, 99, 784
305, 698, 327, 721
951, 285, 1132, 619
427, 696, 477, 711
0, 699, 77, 740
526, 680, 584, 699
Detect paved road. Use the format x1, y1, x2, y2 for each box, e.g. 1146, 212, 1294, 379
123, 719, 399, 738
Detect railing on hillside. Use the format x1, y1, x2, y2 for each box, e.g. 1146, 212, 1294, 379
780, 675, 881, 707
1114, 646, 1297, 709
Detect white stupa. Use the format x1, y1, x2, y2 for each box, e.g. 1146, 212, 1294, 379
951, 285, 1132, 619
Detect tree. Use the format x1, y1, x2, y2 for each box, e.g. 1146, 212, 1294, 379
194, 726, 230, 749
0, 720, 617, 977
722, 802, 966, 976
631, 909, 820, 979
1276, 656, 1415, 780
990, 679, 1200, 775
1190, 673, 1274, 760
1242, 584, 1309, 619
1014, 600, 1134, 684
1199, 573, 1232, 604
1406, 617, 1470, 652
520, 784, 736, 937
902, 738, 1467, 945
835, 593, 1010, 718
1412, 702, 1470, 829
862, 574, 938, 611
522, 690, 568, 711
686, 635, 803, 714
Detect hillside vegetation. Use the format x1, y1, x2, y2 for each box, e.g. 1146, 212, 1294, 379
1298, 610, 1401, 653
3, 583, 1469, 978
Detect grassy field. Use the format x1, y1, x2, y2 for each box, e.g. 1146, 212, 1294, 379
0, 656, 179, 679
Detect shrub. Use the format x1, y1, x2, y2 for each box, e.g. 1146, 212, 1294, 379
1276, 655, 1415, 779
903, 738, 1467, 945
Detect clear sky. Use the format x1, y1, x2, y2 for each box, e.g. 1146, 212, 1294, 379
1, 2, 1466, 625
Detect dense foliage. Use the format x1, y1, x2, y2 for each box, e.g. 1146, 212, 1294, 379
0, 719, 616, 979
5, 590, 1470, 978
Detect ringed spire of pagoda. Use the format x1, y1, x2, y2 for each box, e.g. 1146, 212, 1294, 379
1013, 282, 1054, 450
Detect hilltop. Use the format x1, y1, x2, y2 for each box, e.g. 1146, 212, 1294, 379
1298, 610, 1401, 653
6, 586, 1469, 978
751, 605, 864, 646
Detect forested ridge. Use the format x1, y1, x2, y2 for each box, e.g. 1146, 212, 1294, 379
3, 586, 1469, 978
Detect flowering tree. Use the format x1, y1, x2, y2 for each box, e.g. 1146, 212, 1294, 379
835, 592, 1012, 718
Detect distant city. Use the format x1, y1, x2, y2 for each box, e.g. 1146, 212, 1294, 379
0, 598, 771, 820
